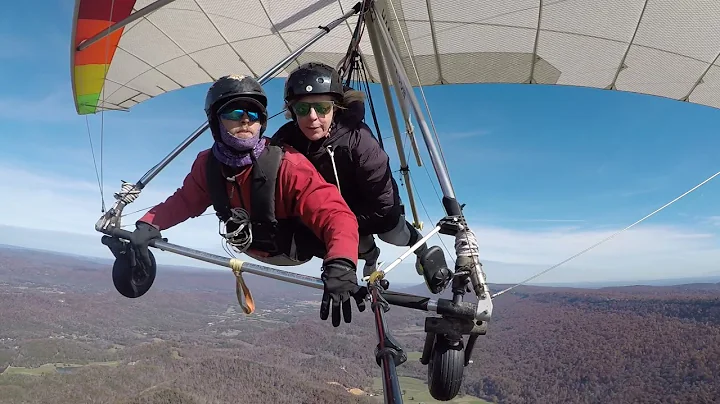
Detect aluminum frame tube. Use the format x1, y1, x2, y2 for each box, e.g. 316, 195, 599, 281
364, 12, 423, 229
102, 227, 477, 320
365, 14, 422, 168
368, 7, 457, 201
76, 0, 178, 51
371, 287, 404, 404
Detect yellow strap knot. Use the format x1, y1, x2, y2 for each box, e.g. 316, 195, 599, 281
368, 269, 385, 284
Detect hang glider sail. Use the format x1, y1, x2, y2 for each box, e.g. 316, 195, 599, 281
72, 0, 720, 116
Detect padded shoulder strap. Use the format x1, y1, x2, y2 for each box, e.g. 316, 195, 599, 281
250, 144, 284, 224
206, 152, 232, 222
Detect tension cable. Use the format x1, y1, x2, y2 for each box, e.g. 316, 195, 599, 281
492, 168, 720, 298
85, 0, 120, 214
85, 115, 105, 209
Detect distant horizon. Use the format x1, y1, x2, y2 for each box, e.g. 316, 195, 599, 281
3, 241, 718, 291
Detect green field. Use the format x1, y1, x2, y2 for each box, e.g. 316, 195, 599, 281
370, 376, 491, 403
1, 361, 120, 376
406, 351, 423, 361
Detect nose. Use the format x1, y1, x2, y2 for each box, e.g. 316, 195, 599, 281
307, 107, 318, 120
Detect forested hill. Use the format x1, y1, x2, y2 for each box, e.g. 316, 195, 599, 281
2, 246, 720, 403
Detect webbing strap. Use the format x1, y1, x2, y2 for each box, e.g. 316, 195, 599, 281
205, 143, 284, 225
229, 258, 255, 314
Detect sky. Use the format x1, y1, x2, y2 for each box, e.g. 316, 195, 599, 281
2, 1, 720, 289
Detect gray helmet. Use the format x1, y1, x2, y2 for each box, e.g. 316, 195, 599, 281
284, 62, 344, 103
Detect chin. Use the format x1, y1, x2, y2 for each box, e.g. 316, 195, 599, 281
303, 130, 325, 141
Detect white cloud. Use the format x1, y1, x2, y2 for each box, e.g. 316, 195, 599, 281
2, 163, 720, 288
704, 216, 720, 227
469, 223, 720, 283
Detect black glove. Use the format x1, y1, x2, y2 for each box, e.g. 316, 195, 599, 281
320, 258, 367, 327
128, 221, 163, 269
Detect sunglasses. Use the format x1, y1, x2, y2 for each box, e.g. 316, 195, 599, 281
291, 101, 334, 117
219, 108, 261, 122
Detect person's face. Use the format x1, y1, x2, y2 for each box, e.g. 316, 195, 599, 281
219, 103, 263, 139
290, 94, 336, 141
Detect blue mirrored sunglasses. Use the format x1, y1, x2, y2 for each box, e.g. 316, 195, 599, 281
219, 108, 261, 122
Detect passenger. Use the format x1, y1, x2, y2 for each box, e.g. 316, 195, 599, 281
271, 62, 452, 294
128, 74, 367, 326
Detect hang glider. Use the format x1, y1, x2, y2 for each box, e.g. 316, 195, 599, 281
70, 1, 720, 403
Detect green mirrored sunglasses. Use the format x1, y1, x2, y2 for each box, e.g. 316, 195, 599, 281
291, 101, 334, 117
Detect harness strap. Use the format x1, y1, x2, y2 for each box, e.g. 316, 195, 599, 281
326, 145, 342, 193
206, 145, 285, 315
206, 152, 232, 223
206, 143, 284, 224
230, 258, 255, 314
249, 145, 283, 224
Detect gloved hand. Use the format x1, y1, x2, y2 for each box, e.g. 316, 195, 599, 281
127, 221, 163, 269
320, 258, 367, 327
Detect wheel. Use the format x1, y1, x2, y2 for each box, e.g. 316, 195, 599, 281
112, 247, 157, 298
427, 334, 465, 401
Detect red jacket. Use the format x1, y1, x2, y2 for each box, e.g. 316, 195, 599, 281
138, 145, 359, 265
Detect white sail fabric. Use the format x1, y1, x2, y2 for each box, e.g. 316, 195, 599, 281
71, 0, 720, 114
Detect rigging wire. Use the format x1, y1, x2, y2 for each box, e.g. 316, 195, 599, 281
98, 0, 117, 214
407, 172, 455, 265
359, 53, 387, 150
375, 2, 474, 268
335, 7, 459, 266
86, 28, 289, 215
84, 0, 117, 213
380, 4, 456, 202
336, 19, 455, 266
354, 50, 385, 149
374, 11, 720, 302
85, 116, 104, 204
385, 0, 451, 180
491, 168, 720, 298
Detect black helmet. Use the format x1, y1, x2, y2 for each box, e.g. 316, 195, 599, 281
205, 75, 268, 139
284, 62, 344, 103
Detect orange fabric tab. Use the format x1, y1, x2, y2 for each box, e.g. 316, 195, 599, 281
235, 272, 255, 314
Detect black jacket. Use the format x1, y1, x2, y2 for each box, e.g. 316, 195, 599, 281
271, 101, 403, 237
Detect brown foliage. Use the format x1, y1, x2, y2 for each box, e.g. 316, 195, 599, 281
120, 388, 199, 404
3, 247, 720, 403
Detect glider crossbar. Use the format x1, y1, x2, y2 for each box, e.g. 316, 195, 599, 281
94, 3, 363, 233
103, 227, 480, 321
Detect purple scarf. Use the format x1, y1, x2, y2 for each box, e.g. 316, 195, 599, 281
211, 123, 267, 169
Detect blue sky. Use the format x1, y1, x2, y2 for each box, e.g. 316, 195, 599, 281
2, 0, 720, 286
